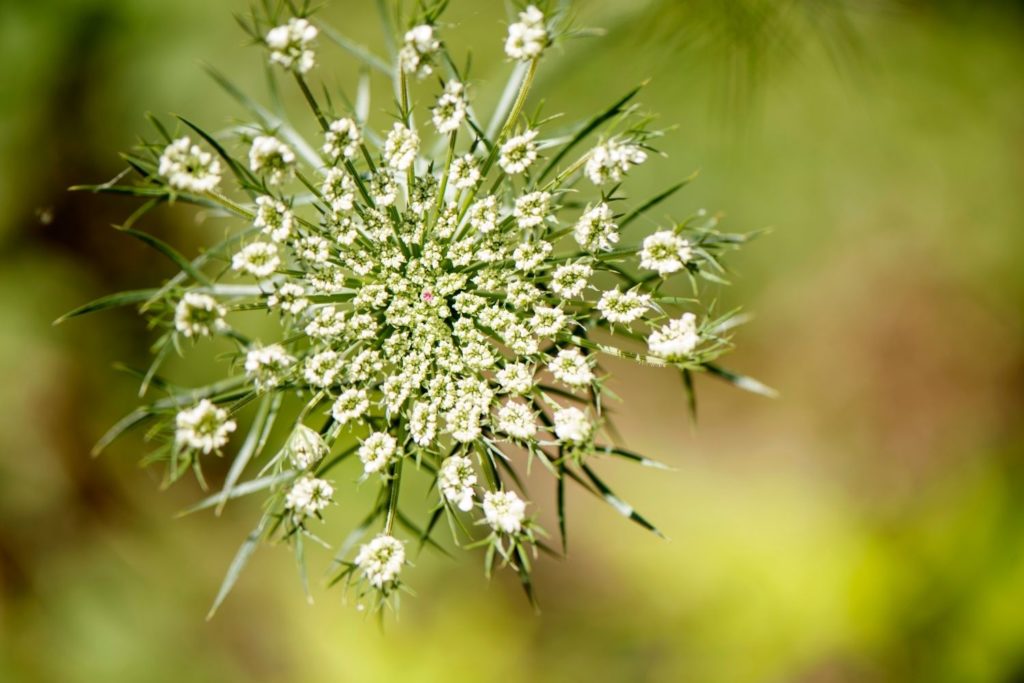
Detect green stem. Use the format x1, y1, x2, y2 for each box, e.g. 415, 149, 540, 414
294, 73, 329, 131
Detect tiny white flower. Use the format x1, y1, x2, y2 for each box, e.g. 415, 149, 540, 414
448, 154, 480, 190
574, 202, 618, 252
512, 240, 552, 272
648, 312, 701, 360
384, 123, 419, 171
467, 196, 499, 233
530, 306, 567, 338
410, 401, 438, 447
358, 432, 398, 474
514, 190, 552, 229
158, 137, 221, 193
399, 24, 440, 78
321, 167, 357, 213
323, 117, 361, 163
285, 475, 334, 519
439, 455, 476, 511
495, 401, 536, 440
287, 425, 329, 470
369, 171, 397, 207
496, 362, 534, 395
249, 135, 296, 186
505, 5, 548, 61
331, 388, 369, 425
549, 347, 594, 388
355, 534, 405, 588
304, 350, 341, 388
174, 292, 228, 338
639, 230, 692, 275
482, 490, 526, 534
175, 399, 236, 453
266, 18, 318, 74
244, 343, 294, 390
551, 262, 593, 298
553, 406, 592, 444
253, 195, 293, 242
585, 138, 648, 185
432, 81, 467, 134
232, 242, 280, 278
597, 288, 651, 324
499, 129, 538, 175
268, 282, 309, 316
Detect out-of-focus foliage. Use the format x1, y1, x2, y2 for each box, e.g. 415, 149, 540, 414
1, 1, 1023, 682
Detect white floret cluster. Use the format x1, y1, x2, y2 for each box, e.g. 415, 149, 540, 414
97, 1, 753, 612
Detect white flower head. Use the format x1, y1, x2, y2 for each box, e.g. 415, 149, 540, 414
505, 5, 548, 61
597, 288, 651, 324
249, 135, 296, 185
323, 117, 361, 163
266, 17, 318, 74
553, 405, 593, 445
549, 347, 594, 388
399, 24, 440, 78
640, 230, 692, 275
432, 80, 468, 134
244, 343, 294, 390
268, 282, 309, 316
551, 262, 593, 298
574, 202, 618, 252
159, 137, 221, 193
499, 129, 538, 175
175, 399, 236, 454
232, 242, 280, 278
439, 455, 477, 511
468, 196, 499, 233
384, 122, 420, 171
254, 195, 294, 242
483, 490, 526, 534
585, 138, 648, 185
359, 432, 398, 474
287, 424, 329, 471
303, 350, 341, 388
355, 534, 405, 588
496, 362, 535, 395
331, 388, 370, 425
174, 292, 228, 338
514, 190, 552, 229
649, 312, 701, 360
448, 154, 480, 191
285, 475, 334, 519
495, 401, 536, 440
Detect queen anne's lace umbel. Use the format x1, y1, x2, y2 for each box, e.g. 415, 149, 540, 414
70, 1, 765, 615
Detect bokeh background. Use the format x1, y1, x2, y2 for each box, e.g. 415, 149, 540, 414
2, 0, 1023, 681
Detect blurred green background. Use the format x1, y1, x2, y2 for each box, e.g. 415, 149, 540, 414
2, 0, 1023, 681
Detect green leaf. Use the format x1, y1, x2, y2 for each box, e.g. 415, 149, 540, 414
177, 472, 294, 517
114, 226, 212, 286
556, 463, 568, 554
702, 363, 778, 398
579, 463, 665, 538
596, 445, 674, 470
681, 368, 698, 421
619, 172, 698, 229
216, 392, 279, 515
207, 512, 271, 619
54, 289, 160, 324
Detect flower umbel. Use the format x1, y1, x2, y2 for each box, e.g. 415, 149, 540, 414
67, 0, 765, 617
